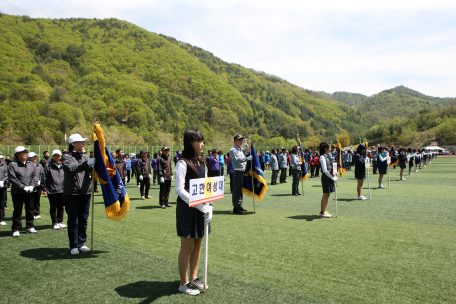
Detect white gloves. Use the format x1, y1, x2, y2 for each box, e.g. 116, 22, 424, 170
124, 177, 128, 184
139, 175, 143, 181
37, 180, 41, 186
171, 176, 174, 181
159, 177, 164, 183
195, 203, 213, 223
0, 181, 3, 188
24, 186, 34, 193
246, 155, 252, 161
88, 158, 96, 167
333, 176, 338, 182
242, 138, 248, 147
149, 174, 152, 179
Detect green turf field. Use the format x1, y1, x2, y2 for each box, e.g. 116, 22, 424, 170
1, 157, 455, 303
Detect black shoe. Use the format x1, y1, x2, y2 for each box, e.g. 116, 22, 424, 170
297, 192, 302, 195
161, 205, 166, 209
283, 181, 288, 183
239, 206, 248, 212
292, 193, 299, 196
233, 206, 243, 214
165, 204, 173, 207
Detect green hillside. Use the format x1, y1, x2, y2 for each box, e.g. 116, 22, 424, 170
316, 91, 367, 108
0, 14, 370, 147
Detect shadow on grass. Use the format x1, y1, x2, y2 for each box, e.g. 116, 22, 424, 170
287, 215, 321, 221
213, 210, 256, 215
136, 205, 163, 210
115, 280, 180, 303
270, 194, 294, 197
0, 224, 53, 237
20, 247, 109, 260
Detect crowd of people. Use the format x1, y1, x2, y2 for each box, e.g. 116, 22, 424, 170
0, 130, 441, 296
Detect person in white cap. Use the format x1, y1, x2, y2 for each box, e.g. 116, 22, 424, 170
0, 154, 8, 226
8, 146, 39, 237
43, 150, 66, 230
62, 134, 96, 255
28, 152, 46, 220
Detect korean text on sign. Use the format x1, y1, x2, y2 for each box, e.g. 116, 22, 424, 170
189, 176, 225, 207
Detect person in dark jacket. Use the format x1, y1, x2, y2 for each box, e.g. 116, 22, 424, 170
137, 150, 152, 199
354, 145, 367, 200
398, 148, 407, 180
40, 151, 50, 169
28, 152, 45, 220
208, 149, 219, 177
9, 146, 39, 237
151, 152, 159, 186
44, 150, 66, 230
115, 149, 128, 185
158, 146, 173, 209
62, 134, 96, 255
205, 150, 212, 171
0, 155, 8, 226
226, 153, 234, 192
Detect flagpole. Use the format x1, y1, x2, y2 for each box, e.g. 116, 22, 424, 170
335, 181, 338, 217
297, 134, 304, 196
91, 116, 96, 255
203, 215, 209, 293
388, 162, 390, 189
249, 135, 255, 213
367, 158, 371, 200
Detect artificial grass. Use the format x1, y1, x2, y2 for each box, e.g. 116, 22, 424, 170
1, 157, 455, 303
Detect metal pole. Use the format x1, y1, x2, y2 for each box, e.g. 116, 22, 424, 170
335, 182, 338, 217
388, 164, 390, 189
249, 135, 255, 213
91, 117, 96, 254
203, 217, 209, 293
367, 158, 371, 200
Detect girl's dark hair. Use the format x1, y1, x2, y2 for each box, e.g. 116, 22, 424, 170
355, 144, 365, 155
271, 149, 276, 153
291, 146, 298, 154
320, 142, 330, 155
68, 143, 74, 152
212, 149, 217, 156
153, 152, 158, 158
181, 129, 205, 172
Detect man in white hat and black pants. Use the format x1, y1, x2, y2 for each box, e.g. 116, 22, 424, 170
0, 154, 8, 226
8, 146, 40, 237
28, 152, 46, 220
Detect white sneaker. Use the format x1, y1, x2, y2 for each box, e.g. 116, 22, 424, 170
34, 215, 41, 219
401, 177, 406, 181
178, 282, 200, 296
378, 185, 386, 189
415, 170, 418, 172
59, 222, 67, 228
408, 173, 413, 175
190, 278, 208, 290
358, 196, 367, 200
78, 246, 90, 252
53, 223, 60, 230
137, 185, 140, 188
0, 221, 6, 226
12, 231, 20, 237
70, 248, 79, 255
26, 228, 37, 234
424, 165, 426, 167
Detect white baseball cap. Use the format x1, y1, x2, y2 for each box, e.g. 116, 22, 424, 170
68, 134, 88, 144
0, 155, 3, 159
15, 146, 30, 153
27, 152, 37, 158
52, 150, 62, 156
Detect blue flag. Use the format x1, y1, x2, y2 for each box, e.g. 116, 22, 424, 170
242, 141, 268, 201
93, 122, 130, 221
336, 140, 347, 178
297, 137, 309, 182
390, 146, 399, 167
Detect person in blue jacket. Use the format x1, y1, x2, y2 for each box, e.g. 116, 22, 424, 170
265, 152, 271, 171
259, 150, 266, 172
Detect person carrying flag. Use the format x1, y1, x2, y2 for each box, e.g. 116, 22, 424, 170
230, 134, 252, 215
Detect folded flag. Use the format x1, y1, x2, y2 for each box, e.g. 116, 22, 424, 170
336, 140, 347, 178
242, 141, 268, 201
92, 122, 130, 221
390, 146, 399, 167
297, 137, 309, 182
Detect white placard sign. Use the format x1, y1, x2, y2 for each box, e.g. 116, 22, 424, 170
365, 157, 371, 169
387, 156, 391, 165
189, 176, 224, 207
332, 162, 338, 176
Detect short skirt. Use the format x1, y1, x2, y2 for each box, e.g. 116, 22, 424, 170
399, 161, 406, 169
378, 167, 387, 175
176, 201, 211, 239
321, 174, 335, 194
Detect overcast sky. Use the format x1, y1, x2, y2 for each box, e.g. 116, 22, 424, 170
2, 0, 456, 97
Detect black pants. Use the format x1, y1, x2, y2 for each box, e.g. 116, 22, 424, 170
209, 170, 219, 177
140, 177, 150, 197
136, 169, 140, 186
64, 195, 91, 249
373, 161, 378, 174
127, 170, 131, 183
260, 162, 265, 172
289, 166, 292, 176
271, 170, 279, 184
159, 180, 171, 206
48, 193, 64, 224
229, 173, 233, 192
220, 165, 224, 177
315, 165, 320, 177
232, 170, 244, 207
280, 168, 287, 183
153, 170, 157, 184
310, 165, 315, 177
12, 193, 35, 231
34, 190, 42, 216
0, 188, 7, 221
292, 169, 300, 194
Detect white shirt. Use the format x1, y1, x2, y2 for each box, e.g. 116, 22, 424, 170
174, 160, 208, 205
320, 155, 335, 181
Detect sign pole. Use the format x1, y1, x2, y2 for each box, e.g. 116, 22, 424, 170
367, 158, 371, 200
203, 215, 209, 293
91, 116, 96, 254
333, 162, 338, 218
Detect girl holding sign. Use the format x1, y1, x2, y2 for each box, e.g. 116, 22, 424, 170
318, 142, 338, 218
354, 145, 367, 200
175, 129, 213, 296
377, 146, 388, 189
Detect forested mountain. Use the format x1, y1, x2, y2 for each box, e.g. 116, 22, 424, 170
0, 14, 370, 147
316, 91, 367, 108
